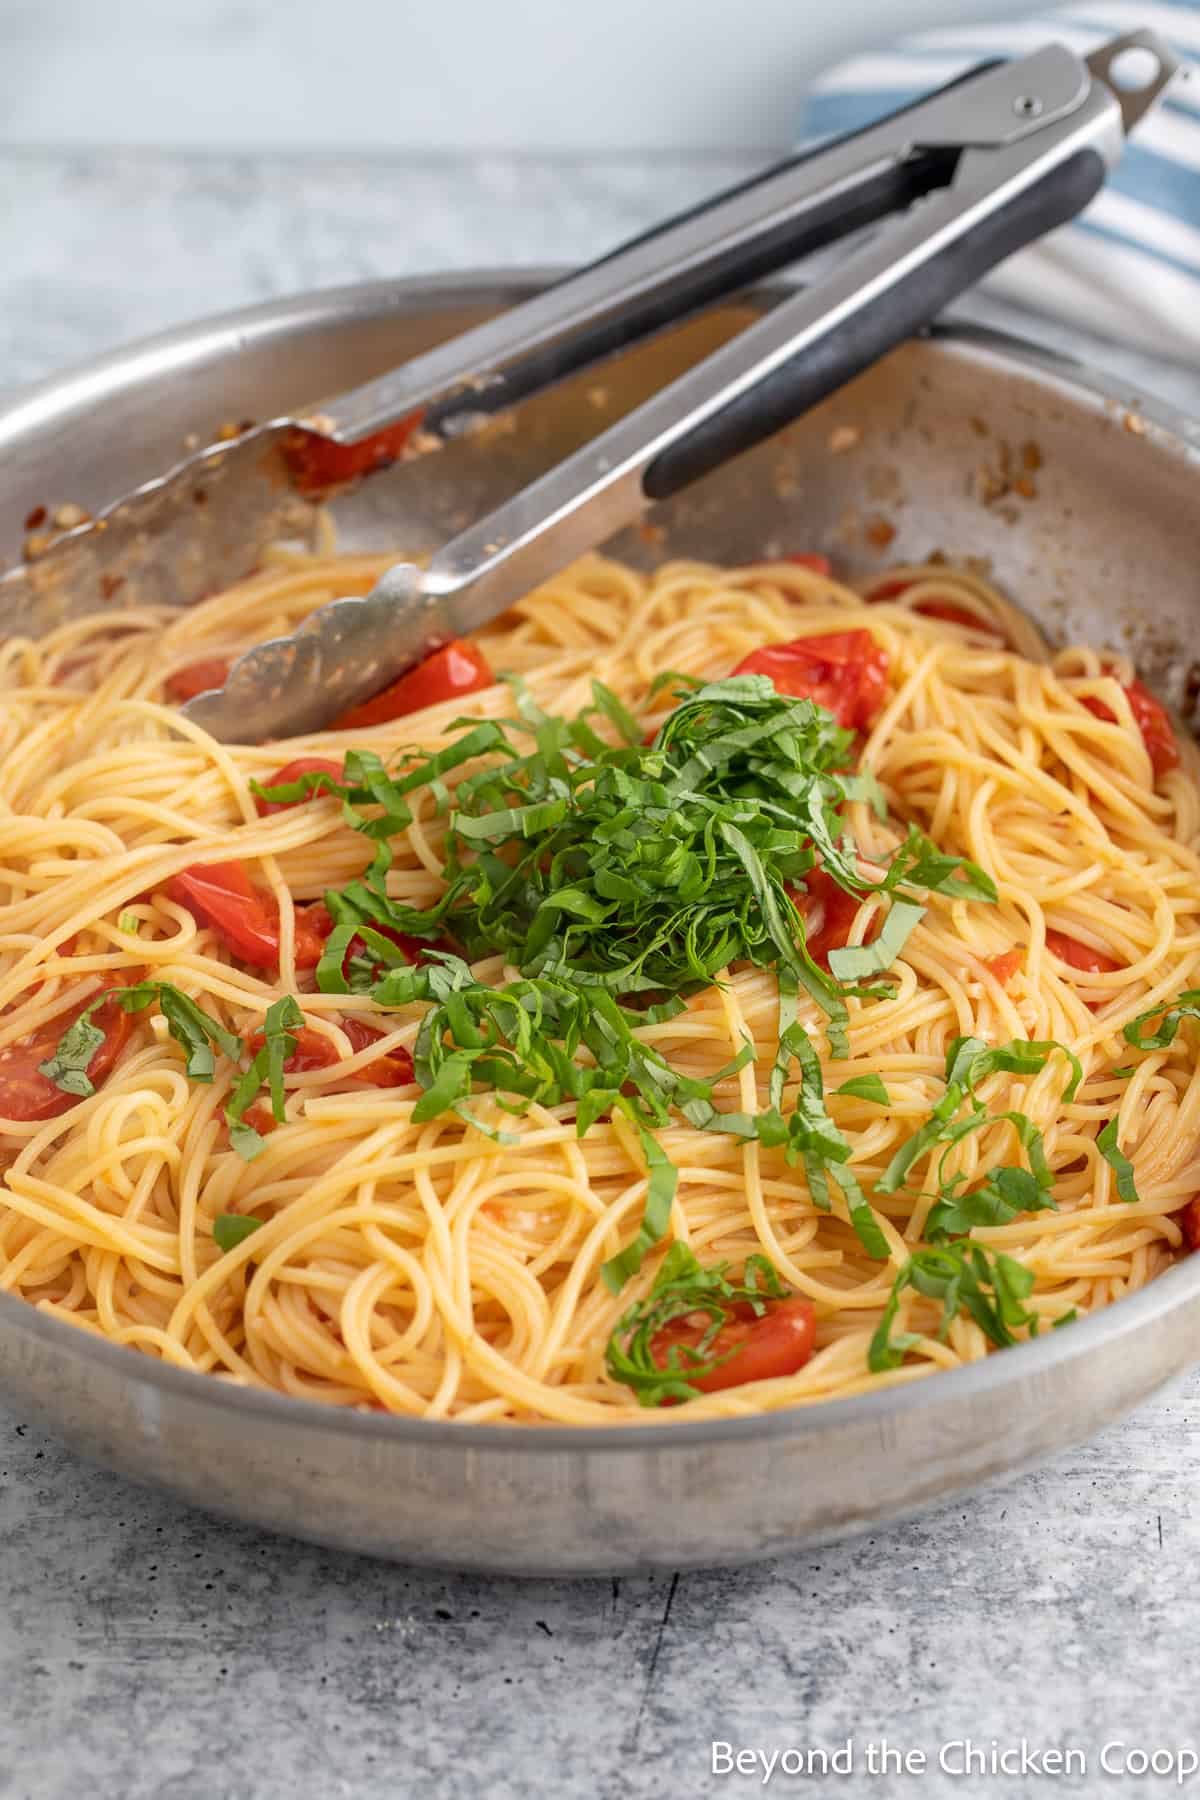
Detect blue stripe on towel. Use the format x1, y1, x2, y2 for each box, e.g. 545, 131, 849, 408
799, 7, 1200, 358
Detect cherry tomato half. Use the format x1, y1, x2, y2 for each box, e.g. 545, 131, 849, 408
1044, 930, 1120, 976
244, 1017, 413, 1090
166, 863, 327, 971
330, 640, 494, 731
281, 410, 427, 496
165, 657, 232, 703
732, 631, 888, 733
341, 1016, 415, 1087
787, 868, 866, 969
1083, 677, 1179, 779
301, 903, 447, 987
651, 1295, 817, 1398
0, 984, 133, 1124
784, 553, 832, 575
254, 757, 344, 817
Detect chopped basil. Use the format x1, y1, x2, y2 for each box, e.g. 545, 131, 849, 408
834, 1073, 890, 1105
827, 899, 924, 980
605, 1241, 791, 1406
1097, 1118, 1140, 1202
213, 1213, 264, 1252
224, 994, 303, 1161
869, 1242, 1039, 1372
39, 980, 242, 1098
43, 675, 998, 1294
1123, 990, 1200, 1052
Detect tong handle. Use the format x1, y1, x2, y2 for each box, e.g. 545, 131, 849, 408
646, 148, 1105, 499
326, 70, 1003, 445
425, 55, 1120, 639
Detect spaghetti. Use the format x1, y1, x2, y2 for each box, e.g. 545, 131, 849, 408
1, 547, 1199, 1423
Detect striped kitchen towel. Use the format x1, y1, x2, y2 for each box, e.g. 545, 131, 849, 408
801, 3, 1200, 363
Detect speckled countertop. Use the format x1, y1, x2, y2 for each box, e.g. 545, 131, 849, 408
2, 150, 1200, 1800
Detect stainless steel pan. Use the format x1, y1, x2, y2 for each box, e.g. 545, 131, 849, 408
2, 272, 1199, 1574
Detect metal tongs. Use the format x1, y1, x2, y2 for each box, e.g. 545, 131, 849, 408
51, 32, 1197, 739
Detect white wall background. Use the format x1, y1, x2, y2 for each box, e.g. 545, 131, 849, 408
0, 0, 1032, 151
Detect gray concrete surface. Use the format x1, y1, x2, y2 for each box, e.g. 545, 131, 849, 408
1, 149, 1199, 1800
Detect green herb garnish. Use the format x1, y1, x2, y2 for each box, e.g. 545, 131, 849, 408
213, 1213, 264, 1252
51, 676, 994, 1292
224, 994, 303, 1160
834, 1073, 890, 1104
1097, 1117, 1140, 1202
40, 982, 300, 1166
605, 1240, 790, 1406
38, 980, 242, 1097
877, 1035, 1080, 1207
1123, 990, 1200, 1052
869, 1241, 1040, 1372
256, 677, 989, 1285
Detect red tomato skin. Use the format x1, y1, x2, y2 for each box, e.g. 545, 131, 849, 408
167, 863, 280, 969
331, 640, 494, 731
282, 410, 426, 496
651, 1296, 817, 1398
246, 1024, 338, 1074
865, 577, 913, 603
165, 657, 232, 703
245, 1017, 413, 1089
787, 868, 866, 969
784, 553, 832, 575
1044, 930, 1120, 976
732, 631, 888, 732
341, 1016, 415, 1087
1181, 1198, 1200, 1254
255, 758, 344, 817
985, 948, 1023, 987
167, 863, 325, 971
1083, 678, 1179, 779
0, 985, 133, 1123
301, 903, 444, 985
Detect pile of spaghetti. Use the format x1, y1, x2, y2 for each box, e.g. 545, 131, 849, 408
2, 546, 1199, 1423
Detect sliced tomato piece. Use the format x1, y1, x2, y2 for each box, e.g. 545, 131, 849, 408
733, 631, 888, 732
787, 868, 868, 970
244, 1016, 413, 1089
1044, 930, 1120, 976
1181, 1198, 1200, 1253
166, 863, 325, 971
165, 657, 232, 703
281, 410, 426, 496
1083, 676, 1179, 779
254, 757, 344, 817
0, 984, 133, 1123
246, 1024, 338, 1075
341, 1016, 415, 1087
985, 948, 1023, 987
222, 1099, 276, 1148
651, 1295, 816, 1399
784, 553, 832, 575
865, 576, 913, 603
303, 902, 451, 985
330, 640, 494, 731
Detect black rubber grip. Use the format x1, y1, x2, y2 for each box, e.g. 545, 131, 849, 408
642, 147, 1107, 503
425, 66, 1002, 433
